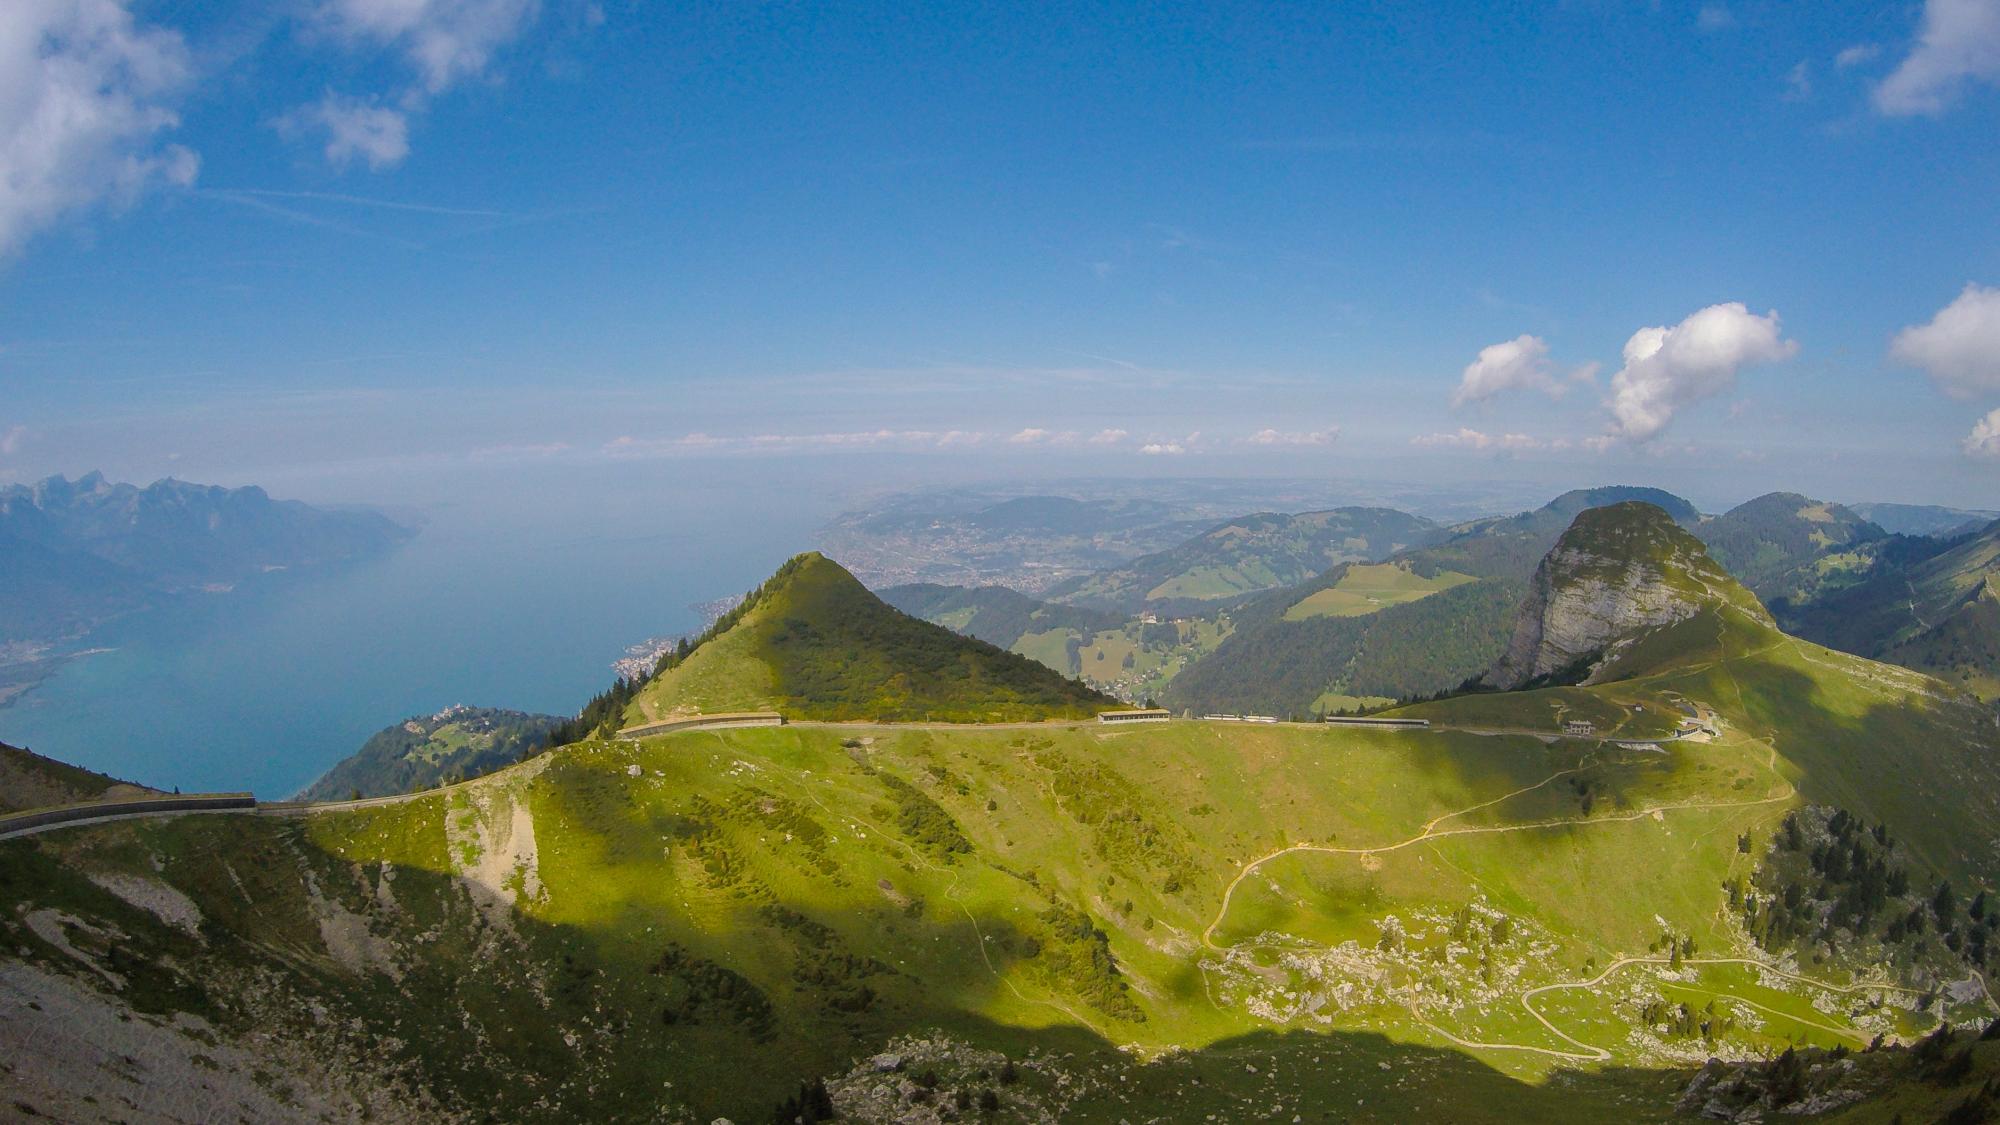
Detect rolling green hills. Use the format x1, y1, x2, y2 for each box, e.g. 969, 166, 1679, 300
625, 552, 1115, 724
1165, 488, 1701, 717
1693, 491, 1887, 601
1777, 519, 2000, 702
9, 508, 2000, 1122
297, 706, 564, 801
1044, 506, 1442, 613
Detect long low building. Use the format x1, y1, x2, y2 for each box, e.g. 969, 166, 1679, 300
1097, 708, 1171, 724
616, 712, 787, 739
1322, 716, 1431, 729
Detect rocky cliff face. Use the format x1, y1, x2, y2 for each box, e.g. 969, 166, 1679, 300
1489, 501, 1769, 689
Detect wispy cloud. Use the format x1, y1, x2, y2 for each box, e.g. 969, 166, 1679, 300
1245, 426, 1339, 447
0, 425, 26, 456
1410, 428, 1563, 453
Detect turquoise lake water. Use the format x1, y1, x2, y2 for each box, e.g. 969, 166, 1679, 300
0, 463, 833, 797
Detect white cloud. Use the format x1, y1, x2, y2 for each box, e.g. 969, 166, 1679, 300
291, 94, 410, 170
1138, 442, 1185, 456
0, 424, 24, 455
1785, 60, 1813, 100
315, 0, 540, 94
1890, 283, 2000, 398
293, 0, 541, 170
1410, 428, 1550, 452
1008, 427, 1050, 444
0, 0, 198, 258
1875, 0, 2000, 115
1088, 428, 1127, 445
1452, 335, 1564, 406
1965, 408, 2000, 457
1246, 426, 1339, 446
1836, 43, 1881, 68
1604, 303, 1797, 443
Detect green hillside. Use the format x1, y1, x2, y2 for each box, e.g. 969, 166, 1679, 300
10, 516, 2000, 1121
1164, 488, 1699, 716
1045, 506, 1441, 613
298, 705, 564, 801
9, 607, 2000, 1120
626, 552, 1115, 724
0, 741, 148, 813
1694, 491, 1886, 600
877, 583, 1124, 650
1778, 520, 2000, 702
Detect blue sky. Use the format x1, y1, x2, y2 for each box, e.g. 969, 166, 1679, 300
4, 0, 2000, 507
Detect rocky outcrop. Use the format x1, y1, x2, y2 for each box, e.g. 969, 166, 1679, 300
1489, 501, 1768, 690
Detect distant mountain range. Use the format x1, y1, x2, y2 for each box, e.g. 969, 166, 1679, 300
875, 484, 2000, 716
0, 472, 412, 700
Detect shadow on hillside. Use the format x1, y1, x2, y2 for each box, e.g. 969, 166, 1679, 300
3, 812, 1705, 1125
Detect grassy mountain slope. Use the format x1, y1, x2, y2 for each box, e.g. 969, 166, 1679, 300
626, 553, 1114, 724
11, 512, 2000, 1121
1165, 488, 1699, 716
1044, 507, 1441, 613
1694, 491, 1886, 600
1779, 520, 2000, 702
297, 706, 564, 801
11, 615, 2000, 1120
877, 583, 1125, 651
0, 741, 149, 813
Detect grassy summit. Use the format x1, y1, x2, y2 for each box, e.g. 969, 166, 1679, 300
626, 552, 1115, 724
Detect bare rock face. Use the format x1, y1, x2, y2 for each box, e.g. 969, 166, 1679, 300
1489, 501, 1767, 690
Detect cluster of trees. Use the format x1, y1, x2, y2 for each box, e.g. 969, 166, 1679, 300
1744, 808, 2000, 977
874, 772, 973, 861
1639, 997, 1737, 1044
648, 942, 776, 1041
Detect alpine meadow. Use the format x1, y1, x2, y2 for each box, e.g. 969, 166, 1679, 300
5, 2, 2000, 1123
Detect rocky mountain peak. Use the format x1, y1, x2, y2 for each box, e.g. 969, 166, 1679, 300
1488, 501, 1768, 690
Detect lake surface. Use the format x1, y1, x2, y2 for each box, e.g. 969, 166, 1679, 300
0, 462, 834, 797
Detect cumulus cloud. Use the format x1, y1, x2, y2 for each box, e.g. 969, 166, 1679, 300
315, 0, 539, 94
1246, 426, 1339, 446
287, 94, 410, 170
1139, 441, 1185, 456
1965, 408, 2000, 457
1410, 428, 1555, 452
1452, 335, 1565, 406
0, 0, 198, 258
1875, 0, 2000, 115
1890, 283, 2000, 398
1008, 428, 1050, 444
1088, 428, 1127, 445
1604, 303, 1797, 443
